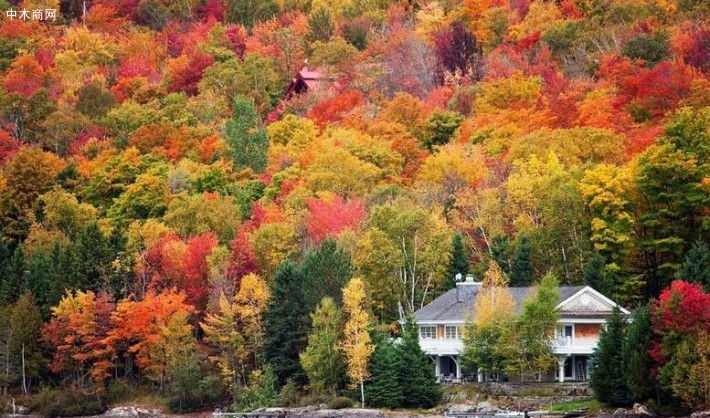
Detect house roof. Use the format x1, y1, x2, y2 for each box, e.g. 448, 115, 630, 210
413, 285, 594, 323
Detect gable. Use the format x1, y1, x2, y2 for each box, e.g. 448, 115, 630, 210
557, 287, 629, 315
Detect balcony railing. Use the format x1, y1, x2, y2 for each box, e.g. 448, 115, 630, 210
550, 336, 598, 354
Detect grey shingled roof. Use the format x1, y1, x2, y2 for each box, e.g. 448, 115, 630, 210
413, 285, 586, 323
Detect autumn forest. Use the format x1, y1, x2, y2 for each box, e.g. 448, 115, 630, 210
0, 0, 709, 414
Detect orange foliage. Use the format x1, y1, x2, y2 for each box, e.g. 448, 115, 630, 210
107, 289, 195, 379
306, 91, 365, 128
3, 55, 46, 97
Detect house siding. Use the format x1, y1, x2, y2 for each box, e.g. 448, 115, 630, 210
575, 323, 601, 338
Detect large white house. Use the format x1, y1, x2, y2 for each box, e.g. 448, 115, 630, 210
413, 274, 630, 383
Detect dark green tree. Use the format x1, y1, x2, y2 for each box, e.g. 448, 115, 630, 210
0, 245, 25, 307
300, 238, 352, 313
397, 320, 442, 408
224, 96, 269, 174
583, 252, 612, 294
225, 0, 278, 29
366, 339, 404, 408
445, 234, 469, 290
264, 261, 308, 386
635, 107, 710, 299
676, 240, 710, 291
420, 111, 465, 151
510, 236, 532, 286
622, 32, 669, 67
490, 235, 511, 274
73, 223, 114, 293
590, 307, 629, 406
622, 304, 655, 403
76, 82, 116, 120
307, 7, 334, 43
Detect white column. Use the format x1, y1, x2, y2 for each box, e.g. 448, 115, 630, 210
477, 369, 484, 382
434, 356, 441, 379
557, 357, 567, 383
455, 356, 462, 380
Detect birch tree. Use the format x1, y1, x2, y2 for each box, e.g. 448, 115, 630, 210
341, 278, 374, 408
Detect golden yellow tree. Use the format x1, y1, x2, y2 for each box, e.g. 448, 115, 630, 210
340, 277, 374, 408
474, 261, 515, 327
201, 273, 270, 401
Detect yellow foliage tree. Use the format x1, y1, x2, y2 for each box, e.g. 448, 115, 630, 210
340, 277, 374, 408
474, 261, 515, 327
202, 273, 270, 400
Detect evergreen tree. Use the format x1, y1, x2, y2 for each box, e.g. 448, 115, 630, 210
590, 307, 629, 406
224, 96, 269, 173
676, 240, 710, 291
307, 6, 334, 43
74, 223, 114, 293
264, 261, 308, 386
300, 238, 352, 314
366, 340, 403, 409
0, 244, 24, 306
445, 234, 469, 289
397, 320, 442, 408
300, 297, 345, 395
510, 236, 532, 286
225, 0, 278, 29
490, 235, 511, 274
583, 252, 609, 293
622, 304, 655, 403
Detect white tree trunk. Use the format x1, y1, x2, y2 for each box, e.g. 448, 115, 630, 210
359, 377, 365, 408
21, 343, 27, 395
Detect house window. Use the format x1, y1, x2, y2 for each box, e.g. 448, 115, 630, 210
419, 326, 436, 339
557, 325, 573, 339
445, 325, 460, 340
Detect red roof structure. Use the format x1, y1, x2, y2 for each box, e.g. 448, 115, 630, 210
284, 65, 335, 100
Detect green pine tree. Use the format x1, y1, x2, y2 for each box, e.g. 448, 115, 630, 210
676, 240, 710, 292
264, 261, 308, 386
445, 234, 469, 290
225, 96, 269, 173
583, 252, 609, 293
590, 307, 629, 406
366, 339, 404, 408
622, 304, 655, 403
397, 320, 442, 408
0, 244, 24, 306
490, 235, 511, 274
510, 236, 532, 286
300, 238, 352, 313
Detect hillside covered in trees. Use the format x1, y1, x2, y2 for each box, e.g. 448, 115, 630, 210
0, 0, 709, 414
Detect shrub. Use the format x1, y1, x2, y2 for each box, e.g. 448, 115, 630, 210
328, 396, 354, 409
622, 32, 669, 67
29, 388, 106, 418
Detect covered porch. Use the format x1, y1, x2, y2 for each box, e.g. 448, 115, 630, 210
555, 355, 592, 382
431, 354, 464, 383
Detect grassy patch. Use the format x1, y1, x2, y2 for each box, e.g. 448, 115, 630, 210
547, 399, 600, 412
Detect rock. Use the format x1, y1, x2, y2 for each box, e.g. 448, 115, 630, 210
613, 408, 626, 418
691, 412, 710, 418
286, 408, 384, 418
630, 403, 654, 417
448, 404, 477, 415
476, 401, 500, 414
103, 406, 161, 417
